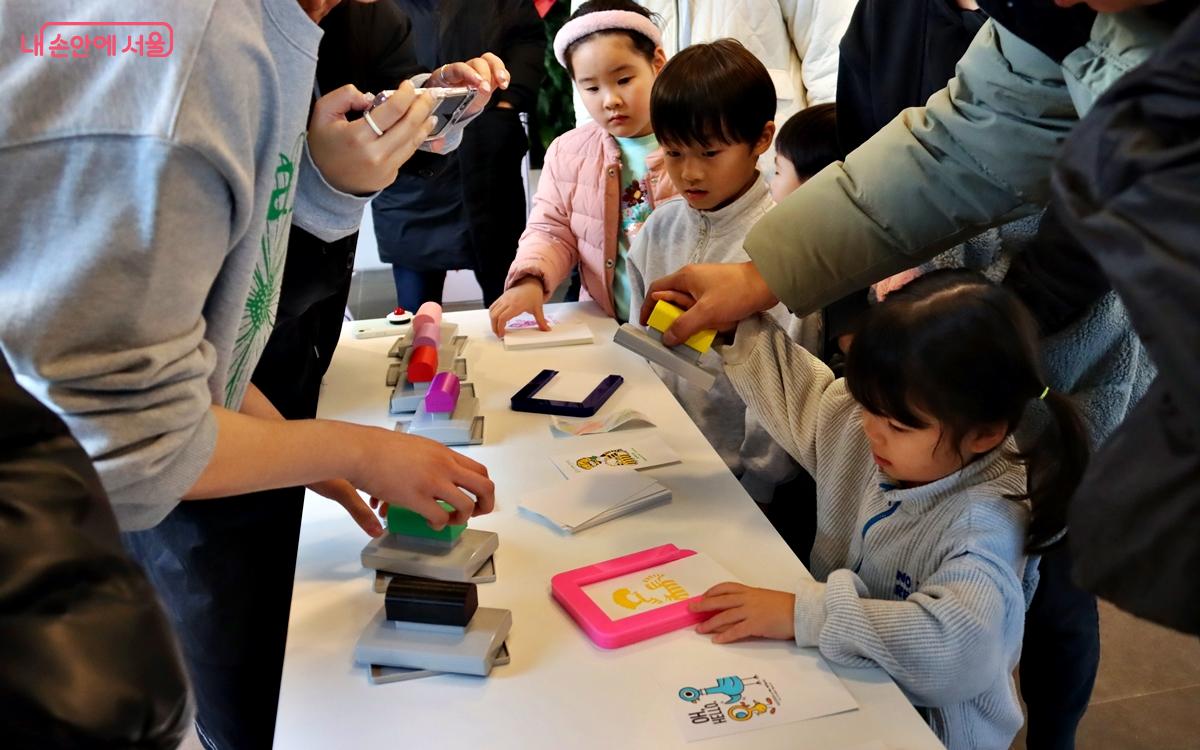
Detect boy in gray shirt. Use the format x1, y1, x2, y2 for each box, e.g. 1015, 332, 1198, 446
629, 40, 818, 504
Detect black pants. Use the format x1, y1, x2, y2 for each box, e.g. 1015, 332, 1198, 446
124, 272, 350, 750
457, 106, 529, 306
123, 487, 304, 750
762, 469, 818, 569
1019, 542, 1101, 750
380, 107, 528, 308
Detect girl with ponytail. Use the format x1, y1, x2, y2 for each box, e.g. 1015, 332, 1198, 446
667, 269, 1088, 749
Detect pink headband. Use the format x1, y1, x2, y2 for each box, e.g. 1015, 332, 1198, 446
553, 10, 663, 69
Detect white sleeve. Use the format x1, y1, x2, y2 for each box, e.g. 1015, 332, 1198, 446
782, 0, 857, 106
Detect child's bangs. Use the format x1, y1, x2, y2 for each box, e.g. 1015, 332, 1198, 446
845, 325, 930, 429
653, 99, 741, 149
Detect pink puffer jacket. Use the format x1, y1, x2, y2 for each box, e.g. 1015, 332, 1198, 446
505, 122, 677, 317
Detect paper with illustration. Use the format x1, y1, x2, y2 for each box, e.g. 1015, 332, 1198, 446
550, 440, 679, 478
580, 553, 734, 621
656, 646, 858, 742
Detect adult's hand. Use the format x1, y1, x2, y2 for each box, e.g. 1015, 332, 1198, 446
639, 261, 778, 345
309, 478, 384, 537
426, 52, 510, 118
348, 428, 495, 530
307, 81, 435, 195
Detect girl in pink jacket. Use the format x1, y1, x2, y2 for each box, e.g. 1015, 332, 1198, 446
489, 0, 679, 336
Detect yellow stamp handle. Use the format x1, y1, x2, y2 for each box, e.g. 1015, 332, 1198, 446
646, 300, 716, 354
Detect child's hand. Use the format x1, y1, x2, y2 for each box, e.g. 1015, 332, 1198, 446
689, 582, 796, 644
488, 277, 550, 338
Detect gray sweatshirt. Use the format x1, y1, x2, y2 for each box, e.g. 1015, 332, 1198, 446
721, 314, 1039, 750
0, 1, 369, 529
627, 179, 819, 503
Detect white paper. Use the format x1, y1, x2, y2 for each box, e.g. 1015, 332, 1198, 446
656, 648, 859, 742
520, 472, 660, 528
503, 322, 593, 350
350, 318, 410, 339
533, 371, 614, 403
572, 490, 670, 531
580, 553, 736, 621
518, 471, 671, 533
550, 409, 656, 436
550, 440, 679, 478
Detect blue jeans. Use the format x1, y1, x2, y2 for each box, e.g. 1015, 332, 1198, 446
392, 266, 447, 312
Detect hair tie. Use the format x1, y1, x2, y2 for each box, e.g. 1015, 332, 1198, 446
553, 10, 663, 68
1038, 386, 1050, 401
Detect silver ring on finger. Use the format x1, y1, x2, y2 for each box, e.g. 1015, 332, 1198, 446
363, 110, 385, 138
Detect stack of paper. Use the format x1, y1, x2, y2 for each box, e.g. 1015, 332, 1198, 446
519, 472, 671, 533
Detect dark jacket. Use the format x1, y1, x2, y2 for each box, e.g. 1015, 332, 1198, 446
0, 354, 190, 747
374, 0, 546, 271
837, 0, 988, 156
1057, 4, 1200, 636
826, 0, 988, 347
275, 0, 427, 329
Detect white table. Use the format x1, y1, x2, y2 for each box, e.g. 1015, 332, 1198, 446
275, 302, 943, 749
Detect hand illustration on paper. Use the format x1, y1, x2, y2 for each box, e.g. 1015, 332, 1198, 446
644, 573, 688, 602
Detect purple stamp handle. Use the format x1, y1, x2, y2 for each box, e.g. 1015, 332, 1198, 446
425, 372, 461, 414
413, 301, 442, 330
413, 320, 441, 350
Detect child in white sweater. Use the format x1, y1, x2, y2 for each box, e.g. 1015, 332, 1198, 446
687, 270, 1091, 750
628, 40, 819, 503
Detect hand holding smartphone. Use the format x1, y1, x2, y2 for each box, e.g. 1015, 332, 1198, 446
369, 87, 478, 141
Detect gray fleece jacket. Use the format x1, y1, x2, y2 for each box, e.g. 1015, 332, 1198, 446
898, 213, 1154, 448
722, 314, 1039, 750
0, 1, 368, 529
627, 179, 820, 503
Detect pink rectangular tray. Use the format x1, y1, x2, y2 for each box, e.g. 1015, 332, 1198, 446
551, 544, 713, 649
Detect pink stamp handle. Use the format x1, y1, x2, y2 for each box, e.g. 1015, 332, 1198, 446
413, 319, 441, 350
413, 301, 442, 329
424, 371, 461, 414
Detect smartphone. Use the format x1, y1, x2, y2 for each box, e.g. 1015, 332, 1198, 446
368, 86, 478, 141
424, 86, 478, 140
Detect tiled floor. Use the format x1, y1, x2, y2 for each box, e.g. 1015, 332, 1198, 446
1012, 601, 1200, 749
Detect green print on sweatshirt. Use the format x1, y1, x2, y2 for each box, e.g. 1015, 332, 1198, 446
225, 133, 304, 408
